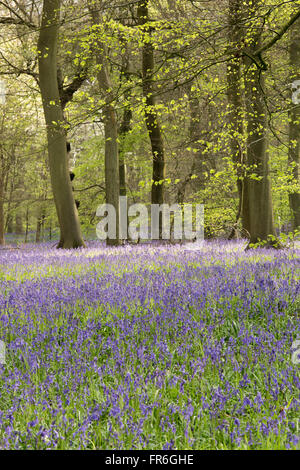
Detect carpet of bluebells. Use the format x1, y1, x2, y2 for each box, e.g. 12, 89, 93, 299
0, 240, 299, 450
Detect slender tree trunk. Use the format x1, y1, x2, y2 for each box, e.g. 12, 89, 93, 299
188, 88, 205, 192
0, 172, 4, 245
90, 6, 120, 246
175, 85, 199, 205
119, 97, 132, 198
119, 100, 132, 241
38, 0, 85, 248
5, 168, 15, 234
137, 1, 165, 213
118, 49, 132, 199
35, 218, 41, 243
36, 207, 46, 243
24, 205, 29, 243
6, 215, 13, 234
289, 13, 300, 231
243, 23, 276, 247
227, 0, 246, 238
15, 213, 23, 234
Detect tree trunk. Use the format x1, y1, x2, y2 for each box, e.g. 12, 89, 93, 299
119, 100, 132, 242
289, 12, 300, 231
5, 173, 15, 234
38, 0, 85, 249
137, 1, 165, 212
15, 213, 23, 234
24, 205, 29, 243
243, 29, 277, 247
6, 215, 13, 234
175, 85, 199, 206
119, 102, 132, 198
0, 172, 4, 245
36, 207, 46, 243
90, 6, 120, 246
36, 217, 41, 243
227, 0, 246, 237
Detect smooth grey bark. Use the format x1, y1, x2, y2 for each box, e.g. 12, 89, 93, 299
289, 13, 300, 231
36, 206, 46, 243
243, 29, 277, 247
5, 164, 15, 234
227, 0, 246, 238
119, 107, 132, 199
90, 6, 120, 246
0, 171, 4, 245
38, 0, 85, 248
175, 85, 200, 206
137, 1, 165, 210
35, 214, 42, 243
24, 205, 29, 243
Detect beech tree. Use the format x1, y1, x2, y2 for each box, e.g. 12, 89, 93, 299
242, 5, 276, 246
137, 1, 165, 218
89, 3, 120, 246
0, 0, 299, 247
227, 0, 245, 238
289, 9, 300, 231
38, 0, 85, 248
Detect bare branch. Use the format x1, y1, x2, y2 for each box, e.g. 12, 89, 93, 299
255, 8, 300, 57
0, 1, 36, 29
